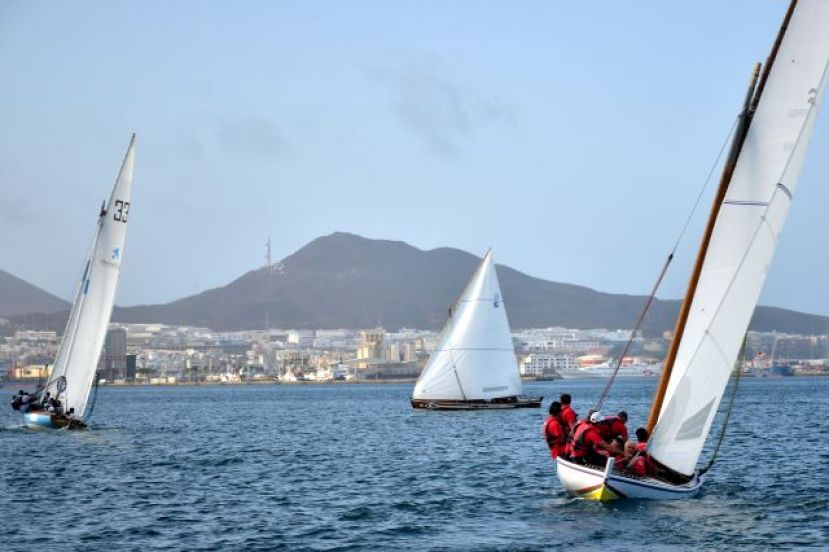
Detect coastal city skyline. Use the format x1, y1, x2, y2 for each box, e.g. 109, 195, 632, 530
3, 1, 829, 316
6, 322, 827, 385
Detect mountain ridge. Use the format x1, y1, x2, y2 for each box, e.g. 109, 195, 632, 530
0, 269, 70, 317
5, 232, 828, 335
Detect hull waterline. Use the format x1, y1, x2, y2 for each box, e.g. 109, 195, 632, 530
22, 412, 87, 430
411, 396, 542, 410
555, 457, 704, 501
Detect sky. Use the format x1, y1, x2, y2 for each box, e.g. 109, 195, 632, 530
1, 0, 828, 316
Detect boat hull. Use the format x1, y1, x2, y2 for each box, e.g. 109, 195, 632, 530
555, 457, 703, 501
23, 411, 87, 430
411, 396, 542, 410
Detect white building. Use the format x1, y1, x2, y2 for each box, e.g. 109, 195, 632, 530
520, 353, 576, 377
287, 330, 315, 348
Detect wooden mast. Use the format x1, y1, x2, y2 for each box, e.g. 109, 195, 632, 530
646, 0, 799, 433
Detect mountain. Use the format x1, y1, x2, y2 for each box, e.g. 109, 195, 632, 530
0, 269, 69, 317
97, 232, 829, 335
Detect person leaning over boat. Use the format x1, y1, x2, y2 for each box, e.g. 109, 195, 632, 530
542, 401, 568, 459
559, 394, 578, 435
596, 411, 629, 447
569, 411, 622, 467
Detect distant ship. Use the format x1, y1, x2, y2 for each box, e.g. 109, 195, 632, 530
556, 361, 662, 379
750, 364, 794, 378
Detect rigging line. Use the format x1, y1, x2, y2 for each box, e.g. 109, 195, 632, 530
592, 116, 739, 411
83, 372, 102, 423
698, 339, 745, 475
595, 252, 672, 411
670, 116, 740, 255
449, 350, 467, 401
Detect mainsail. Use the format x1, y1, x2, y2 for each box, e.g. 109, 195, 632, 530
412, 250, 523, 401
48, 135, 136, 418
649, 0, 829, 476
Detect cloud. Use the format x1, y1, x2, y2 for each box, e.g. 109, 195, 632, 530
366, 56, 515, 156
214, 116, 288, 161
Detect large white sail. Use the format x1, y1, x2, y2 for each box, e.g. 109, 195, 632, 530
48, 135, 136, 418
649, 1, 829, 476
412, 250, 523, 401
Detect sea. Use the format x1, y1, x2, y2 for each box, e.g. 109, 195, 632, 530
2, 377, 827, 551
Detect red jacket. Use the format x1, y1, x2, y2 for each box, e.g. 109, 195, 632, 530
570, 421, 603, 458
596, 416, 628, 442
543, 415, 567, 459
560, 404, 577, 433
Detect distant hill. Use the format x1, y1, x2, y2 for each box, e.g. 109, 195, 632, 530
0, 269, 69, 317
6, 233, 828, 335
100, 232, 829, 335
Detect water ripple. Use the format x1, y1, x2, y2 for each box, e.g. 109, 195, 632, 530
1, 378, 826, 550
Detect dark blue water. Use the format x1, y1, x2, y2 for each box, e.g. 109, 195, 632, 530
2, 378, 827, 550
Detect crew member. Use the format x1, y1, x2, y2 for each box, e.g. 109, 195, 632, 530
559, 393, 578, 435
623, 427, 652, 476
10, 391, 26, 411
542, 401, 568, 459
40, 392, 52, 411
597, 411, 629, 446
570, 411, 621, 466
634, 427, 649, 452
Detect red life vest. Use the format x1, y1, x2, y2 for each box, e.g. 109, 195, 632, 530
543, 416, 567, 458
626, 454, 647, 476
561, 404, 577, 432
597, 416, 628, 442
570, 421, 599, 458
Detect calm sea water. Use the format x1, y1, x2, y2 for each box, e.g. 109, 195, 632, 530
2, 377, 827, 551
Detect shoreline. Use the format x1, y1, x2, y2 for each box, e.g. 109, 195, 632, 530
3, 374, 827, 389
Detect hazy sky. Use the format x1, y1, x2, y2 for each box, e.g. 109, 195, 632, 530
2, 0, 828, 316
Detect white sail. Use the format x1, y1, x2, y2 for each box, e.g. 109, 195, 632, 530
412, 250, 523, 401
48, 135, 136, 418
649, 1, 829, 476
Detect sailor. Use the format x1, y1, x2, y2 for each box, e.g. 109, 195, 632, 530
542, 401, 568, 459
623, 427, 652, 476
569, 411, 621, 466
17, 391, 36, 413
40, 392, 52, 411
597, 411, 629, 446
634, 427, 649, 452
10, 391, 24, 411
559, 394, 578, 435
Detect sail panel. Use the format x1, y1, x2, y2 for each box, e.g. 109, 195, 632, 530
649, 1, 829, 476
412, 251, 522, 401
50, 137, 136, 417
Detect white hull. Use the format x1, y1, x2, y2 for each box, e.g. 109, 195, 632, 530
555, 457, 704, 501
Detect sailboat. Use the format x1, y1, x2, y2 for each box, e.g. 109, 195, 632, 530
411, 250, 542, 410
17, 135, 136, 430
557, 0, 829, 500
